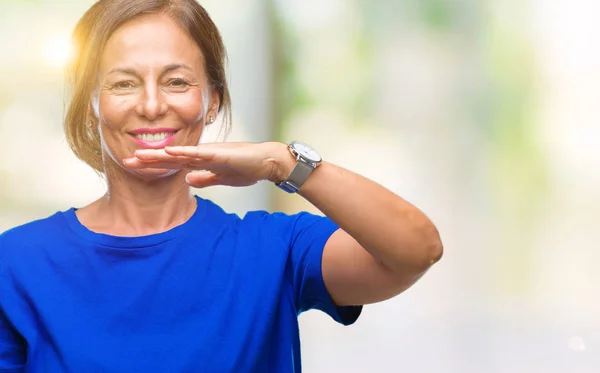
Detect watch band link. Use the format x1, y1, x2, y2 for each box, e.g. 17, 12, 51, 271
276, 161, 314, 193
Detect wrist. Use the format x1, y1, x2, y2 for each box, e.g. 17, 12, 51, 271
271, 141, 323, 193
266, 141, 296, 183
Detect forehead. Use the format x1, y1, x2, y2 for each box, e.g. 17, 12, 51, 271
99, 13, 205, 73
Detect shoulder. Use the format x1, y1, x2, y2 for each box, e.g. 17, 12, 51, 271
240, 209, 305, 233
242, 209, 322, 226
0, 211, 66, 259
241, 209, 338, 247
1, 212, 62, 240
201, 196, 327, 230
201, 198, 337, 248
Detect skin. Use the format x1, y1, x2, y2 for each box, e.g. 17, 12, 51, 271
77, 13, 219, 236
77, 13, 443, 307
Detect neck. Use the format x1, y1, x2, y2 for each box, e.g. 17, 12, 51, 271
89, 166, 197, 237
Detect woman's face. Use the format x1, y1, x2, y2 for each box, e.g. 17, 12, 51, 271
93, 13, 218, 180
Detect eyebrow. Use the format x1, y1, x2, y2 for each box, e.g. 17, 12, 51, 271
163, 64, 193, 74
106, 67, 141, 78
106, 64, 193, 77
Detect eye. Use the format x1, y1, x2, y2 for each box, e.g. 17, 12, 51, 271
167, 78, 190, 88
113, 81, 136, 89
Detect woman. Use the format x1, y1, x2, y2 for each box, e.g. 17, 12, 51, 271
0, 0, 442, 372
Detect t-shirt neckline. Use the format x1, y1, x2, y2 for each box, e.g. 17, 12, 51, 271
61, 195, 207, 249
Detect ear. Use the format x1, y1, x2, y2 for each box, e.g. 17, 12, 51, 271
206, 91, 220, 124
87, 104, 96, 122
88, 88, 100, 122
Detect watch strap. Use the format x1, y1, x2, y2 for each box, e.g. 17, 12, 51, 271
276, 161, 314, 193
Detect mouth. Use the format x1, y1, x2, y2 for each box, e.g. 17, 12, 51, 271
129, 128, 179, 149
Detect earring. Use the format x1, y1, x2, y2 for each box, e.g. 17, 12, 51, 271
208, 116, 215, 124
87, 120, 94, 128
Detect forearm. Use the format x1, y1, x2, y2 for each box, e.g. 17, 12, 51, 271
273, 143, 443, 276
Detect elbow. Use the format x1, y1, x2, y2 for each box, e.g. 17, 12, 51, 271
387, 223, 443, 276
409, 238, 442, 276
383, 215, 444, 276
415, 220, 443, 272
427, 235, 443, 265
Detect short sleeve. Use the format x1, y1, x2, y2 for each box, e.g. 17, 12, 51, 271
0, 239, 27, 372
0, 310, 25, 372
271, 212, 362, 326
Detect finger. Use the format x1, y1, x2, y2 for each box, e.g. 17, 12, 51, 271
164, 146, 202, 156
185, 170, 222, 188
133, 149, 191, 163
188, 171, 258, 188
165, 146, 222, 162
123, 158, 193, 170
133, 148, 168, 159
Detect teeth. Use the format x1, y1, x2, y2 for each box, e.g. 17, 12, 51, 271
135, 132, 173, 142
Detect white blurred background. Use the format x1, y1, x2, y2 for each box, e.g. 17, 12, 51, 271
1, 0, 599, 372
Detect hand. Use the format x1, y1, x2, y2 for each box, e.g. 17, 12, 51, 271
122, 142, 294, 188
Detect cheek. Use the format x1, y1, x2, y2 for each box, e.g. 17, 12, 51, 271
98, 94, 135, 129
97, 95, 135, 159
168, 90, 207, 125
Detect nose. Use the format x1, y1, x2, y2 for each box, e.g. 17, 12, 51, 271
136, 82, 168, 120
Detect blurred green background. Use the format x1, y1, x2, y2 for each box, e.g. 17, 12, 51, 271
1, 0, 599, 372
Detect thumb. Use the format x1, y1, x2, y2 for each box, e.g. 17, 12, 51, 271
185, 170, 220, 188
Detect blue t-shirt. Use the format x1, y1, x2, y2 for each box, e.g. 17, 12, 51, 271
0, 195, 361, 373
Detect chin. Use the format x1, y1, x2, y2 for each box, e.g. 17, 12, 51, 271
132, 167, 181, 181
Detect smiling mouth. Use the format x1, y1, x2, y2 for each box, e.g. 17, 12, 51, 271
128, 129, 179, 148
132, 131, 177, 142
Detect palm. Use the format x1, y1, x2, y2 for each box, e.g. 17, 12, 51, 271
123, 142, 282, 188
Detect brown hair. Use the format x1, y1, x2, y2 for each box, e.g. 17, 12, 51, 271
64, 0, 232, 172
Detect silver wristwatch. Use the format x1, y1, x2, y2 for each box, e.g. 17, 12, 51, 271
276, 141, 322, 193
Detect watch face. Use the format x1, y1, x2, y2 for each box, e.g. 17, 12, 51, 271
291, 141, 321, 162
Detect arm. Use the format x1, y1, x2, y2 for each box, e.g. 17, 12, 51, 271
126, 141, 443, 307
274, 145, 443, 306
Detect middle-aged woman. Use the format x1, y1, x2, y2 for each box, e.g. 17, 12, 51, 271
0, 1, 443, 372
